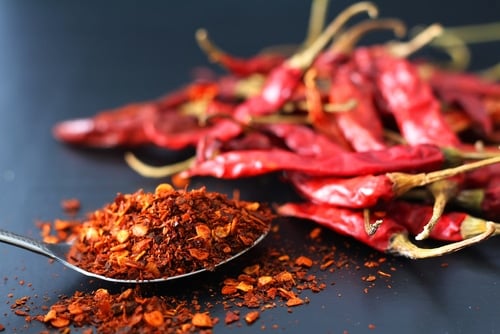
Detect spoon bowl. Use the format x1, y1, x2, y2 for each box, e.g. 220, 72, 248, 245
0, 228, 269, 284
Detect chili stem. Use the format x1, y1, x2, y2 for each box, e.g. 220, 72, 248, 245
124, 152, 196, 178
389, 23, 444, 58
329, 18, 406, 54
287, 1, 379, 69
459, 215, 500, 239
390, 221, 495, 259
427, 30, 471, 70
415, 179, 460, 240
391, 155, 500, 196
363, 209, 383, 235
443, 22, 500, 45
302, 0, 331, 48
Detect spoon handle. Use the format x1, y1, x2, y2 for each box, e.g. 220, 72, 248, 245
0, 228, 55, 259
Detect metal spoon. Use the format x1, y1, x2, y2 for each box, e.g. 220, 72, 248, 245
0, 228, 269, 284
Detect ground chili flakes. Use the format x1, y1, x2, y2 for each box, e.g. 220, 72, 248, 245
66, 184, 274, 280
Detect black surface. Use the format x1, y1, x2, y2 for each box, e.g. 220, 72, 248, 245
0, 1, 499, 333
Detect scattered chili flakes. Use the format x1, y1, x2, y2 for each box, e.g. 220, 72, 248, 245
295, 256, 313, 268
65, 184, 273, 280
309, 227, 322, 240
286, 297, 305, 307
224, 310, 240, 324
244, 311, 260, 324
368, 323, 376, 330
61, 198, 81, 214
377, 270, 392, 278
191, 312, 213, 328
362, 275, 377, 282
0, 323, 4, 332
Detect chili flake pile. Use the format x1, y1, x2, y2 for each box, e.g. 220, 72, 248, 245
66, 184, 273, 281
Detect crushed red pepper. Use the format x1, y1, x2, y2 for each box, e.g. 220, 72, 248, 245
3, 222, 399, 333
66, 184, 273, 280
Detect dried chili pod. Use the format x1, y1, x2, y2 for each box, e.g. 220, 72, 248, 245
195, 29, 286, 77
233, 2, 379, 123
277, 201, 495, 258
53, 102, 156, 148
177, 143, 449, 180
387, 201, 500, 242
286, 155, 500, 208
364, 48, 462, 147
326, 62, 386, 151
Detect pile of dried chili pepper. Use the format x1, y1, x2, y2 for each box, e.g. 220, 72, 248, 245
52, 0, 500, 257
66, 183, 273, 281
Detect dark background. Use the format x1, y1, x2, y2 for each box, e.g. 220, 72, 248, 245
0, 1, 499, 333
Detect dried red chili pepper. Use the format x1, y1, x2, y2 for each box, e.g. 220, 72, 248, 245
326, 62, 386, 151
196, 29, 286, 77
178, 143, 450, 180
434, 90, 492, 136
386, 201, 499, 242
53, 102, 156, 148
66, 184, 273, 280
285, 156, 500, 208
464, 163, 500, 188
355, 47, 462, 147
277, 201, 495, 258
233, 2, 379, 123
422, 65, 500, 98
303, 68, 354, 150
258, 123, 346, 157
143, 109, 242, 150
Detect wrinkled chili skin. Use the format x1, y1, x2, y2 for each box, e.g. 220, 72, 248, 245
481, 176, 500, 220
435, 90, 492, 136
387, 201, 465, 241
353, 47, 461, 147
286, 172, 395, 208
328, 63, 386, 151
234, 64, 304, 122
144, 111, 242, 150
52, 102, 156, 148
277, 202, 407, 252
180, 144, 446, 179
259, 123, 346, 157
425, 66, 500, 98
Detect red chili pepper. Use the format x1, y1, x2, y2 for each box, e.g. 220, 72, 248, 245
258, 123, 346, 157
312, 17, 406, 78
422, 65, 500, 98
195, 29, 286, 77
353, 47, 461, 147
387, 201, 499, 242
304, 68, 354, 151
326, 63, 386, 151
144, 111, 242, 150
52, 82, 201, 148
233, 2, 379, 123
277, 201, 494, 258
435, 90, 492, 136
285, 156, 500, 208
52, 102, 156, 148
178, 144, 455, 180
464, 163, 500, 188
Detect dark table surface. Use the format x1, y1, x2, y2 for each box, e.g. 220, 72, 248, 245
1, 1, 499, 333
